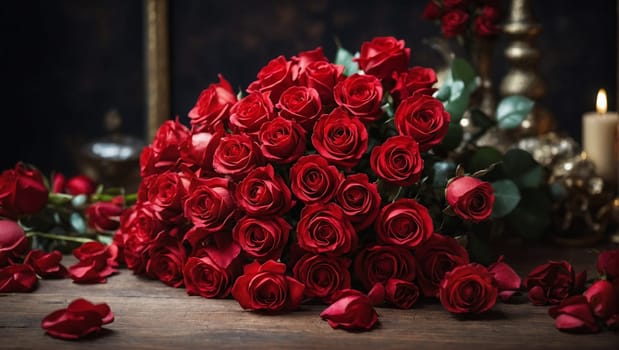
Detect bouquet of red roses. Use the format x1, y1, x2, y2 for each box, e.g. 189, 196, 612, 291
117, 36, 536, 329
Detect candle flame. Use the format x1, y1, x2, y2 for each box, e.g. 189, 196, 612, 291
596, 88, 608, 114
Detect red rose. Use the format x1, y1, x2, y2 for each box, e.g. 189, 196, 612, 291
335, 173, 381, 230
86, 201, 123, 232
69, 241, 118, 284
247, 55, 294, 103
440, 263, 498, 314
151, 119, 190, 155
146, 232, 186, 288
298, 60, 344, 106
474, 5, 501, 37
297, 203, 357, 256
320, 289, 379, 331
414, 233, 470, 297
0, 219, 28, 266
231, 260, 305, 312
356, 36, 410, 80
384, 278, 420, 309
147, 171, 191, 224
0, 264, 38, 292
370, 135, 423, 187
118, 205, 162, 273
110, 230, 125, 266
276, 86, 323, 130
444, 0, 467, 9
41, 298, 114, 340
597, 249, 619, 281
445, 176, 495, 222
66, 175, 96, 196
441, 10, 469, 38
375, 198, 433, 249
140, 144, 179, 177
292, 253, 351, 302
188, 74, 237, 132
333, 74, 383, 123
311, 108, 369, 169
290, 155, 343, 204
258, 117, 307, 164
212, 133, 263, 180
229, 91, 275, 135
24, 249, 68, 279
354, 244, 417, 291
234, 165, 294, 217
583, 280, 617, 320
394, 94, 450, 151
232, 216, 291, 262
183, 177, 236, 234
488, 256, 521, 301
0, 163, 48, 218
180, 128, 223, 175
422, 1, 442, 20
524, 260, 585, 305
183, 254, 238, 299
548, 295, 600, 334
291, 47, 328, 74
51, 173, 66, 193
390, 66, 437, 103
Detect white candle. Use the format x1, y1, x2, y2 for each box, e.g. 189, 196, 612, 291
583, 89, 618, 182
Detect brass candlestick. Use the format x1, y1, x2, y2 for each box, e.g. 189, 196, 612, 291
500, 0, 555, 136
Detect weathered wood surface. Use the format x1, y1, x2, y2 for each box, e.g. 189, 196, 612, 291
1, 244, 618, 350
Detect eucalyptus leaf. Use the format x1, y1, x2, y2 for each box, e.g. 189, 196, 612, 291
451, 58, 477, 87
97, 234, 114, 245
496, 96, 534, 129
433, 161, 456, 188
335, 47, 360, 76
470, 109, 495, 130
502, 149, 545, 188
491, 180, 521, 218
70, 213, 87, 234
470, 146, 502, 173
437, 123, 463, 152
71, 194, 88, 208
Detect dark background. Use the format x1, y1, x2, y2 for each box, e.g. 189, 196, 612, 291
1, 0, 616, 175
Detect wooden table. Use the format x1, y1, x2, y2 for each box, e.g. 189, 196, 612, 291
1, 244, 618, 350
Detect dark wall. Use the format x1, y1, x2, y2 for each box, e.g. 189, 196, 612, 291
1, 0, 616, 174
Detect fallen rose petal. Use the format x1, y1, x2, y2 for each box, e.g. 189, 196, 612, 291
0, 264, 38, 292
548, 295, 599, 334
41, 298, 114, 340
24, 249, 68, 279
320, 290, 379, 331
583, 280, 617, 320
488, 256, 521, 302
368, 283, 385, 306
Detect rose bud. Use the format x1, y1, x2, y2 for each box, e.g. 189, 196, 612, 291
524, 260, 582, 306
69, 241, 119, 284
311, 107, 369, 169
65, 175, 97, 196
277, 86, 323, 130
439, 263, 498, 314
384, 278, 420, 309
86, 201, 123, 232
292, 253, 351, 303
354, 244, 417, 291
297, 203, 357, 256
231, 260, 305, 312
183, 254, 238, 299
422, 1, 442, 20
234, 165, 294, 217
232, 216, 291, 262
414, 233, 470, 297
0, 219, 28, 266
375, 198, 433, 249
335, 173, 381, 231
548, 295, 600, 334
355, 36, 410, 81
0, 264, 38, 292
583, 280, 617, 320
290, 155, 343, 204
394, 94, 450, 151
333, 74, 383, 123
597, 249, 619, 281
445, 176, 495, 222
320, 289, 379, 331
370, 135, 423, 187
488, 256, 521, 302
229, 91, 275, 135
51, 173, 66, 193
24, 249, 68, 279
390, 66, 437, 103
146, 232, 186, 288
247, 55, 295, 103
0, 163, 49, 218
441, 10, 469, 38
258, 117, 307, 164
188, 74, 237, 132
212, 133, 263, 181
41, 298, 114, 340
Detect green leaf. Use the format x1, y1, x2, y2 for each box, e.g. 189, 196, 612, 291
70, 213, 87, 234
503, 149, 545, 188
451, 58, 477, 87
335, 47, 359, 76
71, 194, 88, 208
437, 123, 463, 152
470, 146, 502, 173
491, 180, 521, 218
97, 234, 114, 245
48, 193, 73, 206
470, 109, 495, 130
433, 161, 456, 188
506, 190, 551, 240
496, 96, 534, 129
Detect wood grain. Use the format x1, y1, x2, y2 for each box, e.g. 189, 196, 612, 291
1, 244, 617, 350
